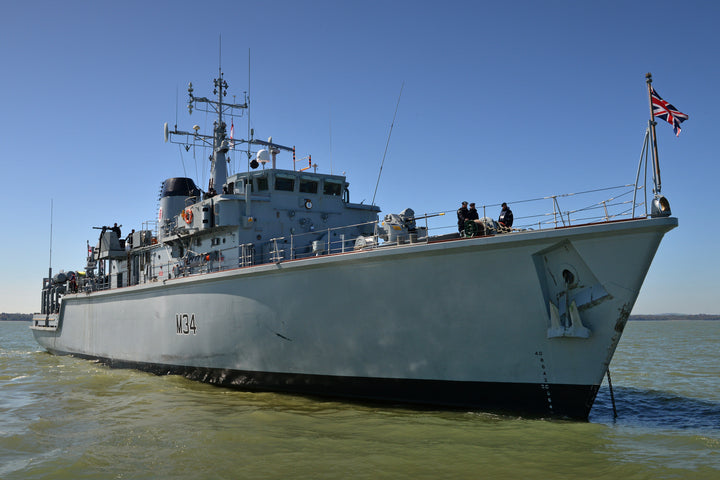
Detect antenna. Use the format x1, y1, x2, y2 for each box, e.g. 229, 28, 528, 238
329, 108, 333, 175
165, 49, 249, 193
247, 48, 252, 172
175, 85, 179, 130
372, 81, 404, 206
48, 199, 53, 282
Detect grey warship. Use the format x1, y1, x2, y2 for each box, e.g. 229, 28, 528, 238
31, 70, 678, 419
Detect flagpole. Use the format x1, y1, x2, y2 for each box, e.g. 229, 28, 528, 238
645, 72, 662, 194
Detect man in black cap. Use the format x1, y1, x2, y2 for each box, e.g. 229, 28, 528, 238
499, 202, 513, 229
111, 222, 122, 239
457, 201, 469, 233
467, 202, 479, 222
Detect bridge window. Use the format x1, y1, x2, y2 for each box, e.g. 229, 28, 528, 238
275, 176, 295, 192
299, 179, 318, 194
324, 181, 342, 196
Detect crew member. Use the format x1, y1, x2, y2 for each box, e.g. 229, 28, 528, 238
457, 201, 469, 233
111, 223, 122, 239
467, 203, 479, 221
125, 229, 135, 250
499, 203, 513, 229
467, 202, 484, 236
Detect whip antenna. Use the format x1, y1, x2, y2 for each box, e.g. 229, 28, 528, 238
175, 85, 179, 129
372, 81, 404, 206
48, 199, 53, 282
329, 108, 333, 175
248, 48, 251, 172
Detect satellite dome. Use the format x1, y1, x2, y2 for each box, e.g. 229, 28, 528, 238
256, 149, 270, 164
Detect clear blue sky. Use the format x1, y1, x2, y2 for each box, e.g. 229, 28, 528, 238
1, 0, 717, 314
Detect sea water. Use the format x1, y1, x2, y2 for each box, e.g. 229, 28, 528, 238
1, 320, 718, 479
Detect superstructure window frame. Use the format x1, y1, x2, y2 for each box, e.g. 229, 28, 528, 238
323, 180, 342, 196
299, 178, 318, 194
275, 174, 296, 192
256, 177, 269, 191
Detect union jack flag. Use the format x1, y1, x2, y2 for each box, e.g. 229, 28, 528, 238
651, 87, 688, 136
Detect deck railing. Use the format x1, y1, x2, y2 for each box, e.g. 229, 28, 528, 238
53, 182, 648, 300
428, 183, 643, 234
147, 183, 647, 279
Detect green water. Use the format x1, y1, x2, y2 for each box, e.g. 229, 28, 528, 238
2, 320, 719, 479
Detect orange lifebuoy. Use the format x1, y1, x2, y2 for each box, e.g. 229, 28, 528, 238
183, 208, 193, 224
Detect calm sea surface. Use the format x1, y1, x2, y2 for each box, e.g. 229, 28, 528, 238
1, 320, 718, 479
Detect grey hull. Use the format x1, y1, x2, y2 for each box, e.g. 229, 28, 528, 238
32, 216, 677, 418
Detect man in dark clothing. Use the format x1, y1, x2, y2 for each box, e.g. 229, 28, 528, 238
457, 201, 469, 233
111, 223, 122, 239
125, 229, 135, 250
467, 203, 479, 221
467, 202, 484, 236
499, 203, 513, 228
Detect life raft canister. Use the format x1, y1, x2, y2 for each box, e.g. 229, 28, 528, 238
183, 208, 193, 224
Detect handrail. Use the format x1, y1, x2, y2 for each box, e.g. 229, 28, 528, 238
57, 183, 650, 298
149, 184, 650, 282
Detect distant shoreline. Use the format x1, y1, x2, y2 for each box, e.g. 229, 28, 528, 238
629, 314, 720, 321
1, 313, 33, 322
